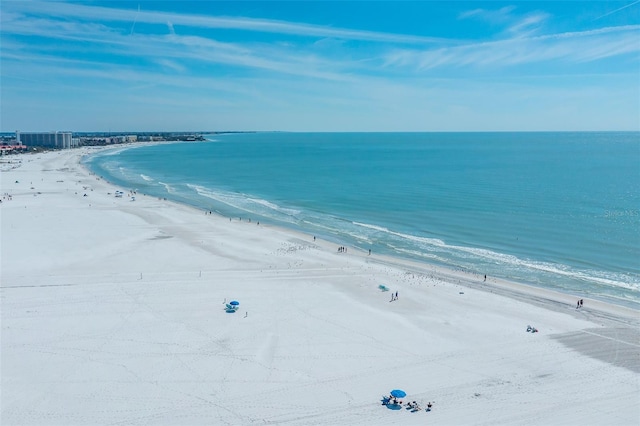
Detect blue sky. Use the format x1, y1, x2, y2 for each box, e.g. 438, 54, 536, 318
1, 1, 639, 132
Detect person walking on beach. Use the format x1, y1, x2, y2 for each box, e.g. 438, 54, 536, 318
395, 291, 398, 300
484, 274, 487, 282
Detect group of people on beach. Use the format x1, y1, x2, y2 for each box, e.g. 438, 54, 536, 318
382, 397, 433, 412
383, 397, 401, 406
406, 401, 434, 412
576, 299, 584, 309
338, 246, 347, 253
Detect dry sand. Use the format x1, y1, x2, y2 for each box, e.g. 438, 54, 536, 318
1, 148, 638, 425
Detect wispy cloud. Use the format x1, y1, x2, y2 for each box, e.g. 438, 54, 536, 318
459, 5, 549, 37
594, 0, 640, 21
506, 12, 550, 37
459, 6, 516, 22
5, 2, 636, 83
1, 1, 638, 131
155, 58, 185, 73
1, 12, 358, 82
385, 26, 640, 70
4, 1, 450, 45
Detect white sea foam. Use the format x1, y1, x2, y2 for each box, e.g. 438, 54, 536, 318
140, 174, 153, 182
393, 247, 450, 264
247, 197, 301, 216
117, 166, 143, 184
158, 181, 175, 194
301, 220, 336, 233
353, 220, 638, 292
187, 184, 300, 225
445, 243, 638, 291
353, 221, 447, 247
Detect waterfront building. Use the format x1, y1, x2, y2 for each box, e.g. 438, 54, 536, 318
16, 131, 77, 149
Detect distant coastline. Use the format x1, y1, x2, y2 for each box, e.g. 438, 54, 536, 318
0, 131, 265, 153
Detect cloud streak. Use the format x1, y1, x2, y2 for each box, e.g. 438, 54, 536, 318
1, 1, 638, 131
594, 0, 640, 21
4, 1, 451, 45
3, 2, 638, 83
384, 26, 640, 70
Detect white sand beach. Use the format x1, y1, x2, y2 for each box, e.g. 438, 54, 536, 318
2, 148, 639, 425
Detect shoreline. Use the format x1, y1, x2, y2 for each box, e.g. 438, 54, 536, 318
2, 148, 638, 425
82, 142, 639, 315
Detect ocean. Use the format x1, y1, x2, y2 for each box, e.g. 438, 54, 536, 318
83, 132, 640, 309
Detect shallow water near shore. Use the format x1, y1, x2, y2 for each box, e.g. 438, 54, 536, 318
84, 132, 640, 309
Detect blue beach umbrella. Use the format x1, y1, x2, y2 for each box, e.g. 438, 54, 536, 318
390, 389, 406, 398
230, 301, 239, 306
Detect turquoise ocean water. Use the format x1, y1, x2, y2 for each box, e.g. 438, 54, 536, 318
83, 132, 640, 309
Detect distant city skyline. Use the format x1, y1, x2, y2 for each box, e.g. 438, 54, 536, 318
1, 1, 639, 132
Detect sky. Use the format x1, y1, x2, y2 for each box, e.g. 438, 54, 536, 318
1, 1, 639, 132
